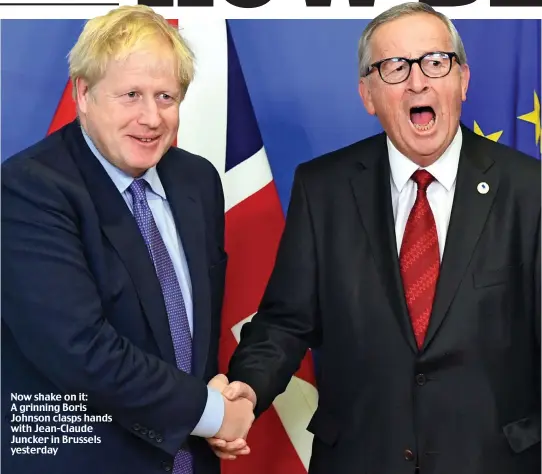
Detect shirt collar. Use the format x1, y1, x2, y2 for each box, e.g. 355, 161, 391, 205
387, 125, 462, 193
81, 126, 166, 199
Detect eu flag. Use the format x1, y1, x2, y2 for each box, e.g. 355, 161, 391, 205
457, 20, 541, 160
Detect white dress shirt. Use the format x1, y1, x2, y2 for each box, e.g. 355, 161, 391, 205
388, 126, 463, 261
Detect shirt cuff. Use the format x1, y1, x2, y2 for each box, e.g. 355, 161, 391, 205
190, 386, 225, 438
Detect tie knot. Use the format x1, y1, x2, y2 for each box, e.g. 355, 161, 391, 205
129, 179, 147, 201
411, 169, 435, 192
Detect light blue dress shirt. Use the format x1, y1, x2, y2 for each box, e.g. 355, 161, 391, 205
82, 129, 224, 438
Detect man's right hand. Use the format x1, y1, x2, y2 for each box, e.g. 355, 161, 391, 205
215, 390, 255, 442
206, 374, 255, 460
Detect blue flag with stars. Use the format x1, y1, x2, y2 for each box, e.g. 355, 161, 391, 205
457, 20, 541, 160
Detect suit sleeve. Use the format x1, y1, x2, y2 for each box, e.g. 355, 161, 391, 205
227, 166, 321, 416
1, 161, 209, 456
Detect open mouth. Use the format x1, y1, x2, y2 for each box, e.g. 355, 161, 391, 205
410, 106, 436, 132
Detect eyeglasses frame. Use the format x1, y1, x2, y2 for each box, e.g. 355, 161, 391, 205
363, 51, 461, 84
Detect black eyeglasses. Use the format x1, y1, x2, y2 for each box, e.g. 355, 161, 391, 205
363, 51, 460, 84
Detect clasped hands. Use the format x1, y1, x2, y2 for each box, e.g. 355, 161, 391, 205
206, 374, 257, 460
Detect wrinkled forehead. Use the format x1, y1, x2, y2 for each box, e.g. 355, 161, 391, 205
370, 13, 453, 62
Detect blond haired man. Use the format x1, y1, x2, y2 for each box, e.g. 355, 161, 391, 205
2, 6, 253, 474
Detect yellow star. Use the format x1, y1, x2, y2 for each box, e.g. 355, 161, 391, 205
474, 121, 503, 142
518, 91, 541, 150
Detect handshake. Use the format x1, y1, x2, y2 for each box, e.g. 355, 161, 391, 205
206, 374, 257, 460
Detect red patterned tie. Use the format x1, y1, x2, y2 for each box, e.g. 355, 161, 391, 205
399, 170, 440, 349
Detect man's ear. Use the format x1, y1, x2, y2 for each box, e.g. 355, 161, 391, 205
75, 77, 92, 114
459, 63, 470, 102
359, 78, 376, 116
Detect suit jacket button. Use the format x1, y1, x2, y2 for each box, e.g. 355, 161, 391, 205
140, 427, 148, 435
148, 430, 155, 439
404, 449, 415, 461
132, 423, 141, 431
155, 435, 163, 443
161, 462, 172, 472
415, 374, 426, 386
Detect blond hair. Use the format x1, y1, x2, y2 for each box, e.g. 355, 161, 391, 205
68, 5, 194, 99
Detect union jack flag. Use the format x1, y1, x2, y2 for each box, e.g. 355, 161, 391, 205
175, 18, 318, 474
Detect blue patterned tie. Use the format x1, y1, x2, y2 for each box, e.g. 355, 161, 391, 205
128, 178, 193, 474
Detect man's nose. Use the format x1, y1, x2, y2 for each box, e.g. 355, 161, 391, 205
138, 98, 161, 128
407, 63, 430, 93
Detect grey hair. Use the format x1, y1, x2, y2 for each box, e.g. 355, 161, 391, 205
357, 2, 467, 78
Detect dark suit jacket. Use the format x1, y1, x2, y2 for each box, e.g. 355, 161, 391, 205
2, 120, 227, 474
228, 125, 541, 474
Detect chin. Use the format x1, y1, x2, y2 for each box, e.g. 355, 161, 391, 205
130, 142, 167, 160
125, 154, 159, 172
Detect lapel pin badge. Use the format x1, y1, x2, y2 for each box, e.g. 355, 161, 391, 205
477, 182, 489, 195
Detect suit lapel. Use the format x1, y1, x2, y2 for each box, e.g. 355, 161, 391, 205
158, 154, 210, 379
423, 126, 499, 349
350, 135, 418, 353
65, 122, 176, 364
